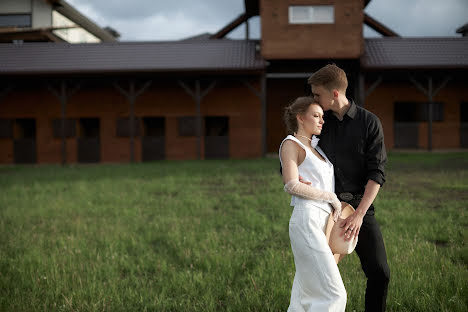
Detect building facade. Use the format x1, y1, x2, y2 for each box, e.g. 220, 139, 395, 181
0, 0, 118, 43
0, 0, 467, 164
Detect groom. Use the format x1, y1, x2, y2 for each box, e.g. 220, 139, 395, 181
307, 64, 390, 312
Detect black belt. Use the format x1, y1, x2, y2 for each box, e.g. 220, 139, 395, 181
338, 192, 363, 202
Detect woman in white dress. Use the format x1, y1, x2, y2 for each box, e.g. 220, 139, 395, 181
279, 97, 347, 312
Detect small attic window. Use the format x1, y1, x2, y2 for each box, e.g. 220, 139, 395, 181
288, 5, 334, 24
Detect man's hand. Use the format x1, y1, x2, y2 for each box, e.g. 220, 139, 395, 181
298, 175, 311, 185
340, 210, 365, 241
339, 180, 381, 241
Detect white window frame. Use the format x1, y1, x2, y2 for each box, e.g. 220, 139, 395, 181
288, 5, 335, 24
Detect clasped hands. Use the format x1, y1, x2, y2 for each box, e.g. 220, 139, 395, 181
298, 175, 362, 241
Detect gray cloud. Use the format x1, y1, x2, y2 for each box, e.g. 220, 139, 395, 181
364, 0, 468, 37
67, 0, 468, 41
67, 0, 245, 40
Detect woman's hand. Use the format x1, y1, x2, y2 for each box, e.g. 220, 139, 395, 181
340, 211, 364, 241
330, 196, 342, 222
298, 175, 311, 185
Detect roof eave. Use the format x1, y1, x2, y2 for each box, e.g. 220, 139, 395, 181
0, 67, 266, 77
49, 0, 117, 42
361, 65, 468, 71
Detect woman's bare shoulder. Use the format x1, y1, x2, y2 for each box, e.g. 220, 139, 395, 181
281, 139, 300, 155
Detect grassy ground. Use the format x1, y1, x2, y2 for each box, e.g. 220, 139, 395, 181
0, 152, 467, 311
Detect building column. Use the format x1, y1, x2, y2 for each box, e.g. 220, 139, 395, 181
409, 75, 450, 151
114, 80, 152, 163
178, 80, 216, 160
242, 75, 267, 157
48, 81, 80, 166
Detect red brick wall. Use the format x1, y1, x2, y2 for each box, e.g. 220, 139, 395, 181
365, 81, 468, 150
0, 79, 262, 164
266, 78, 308, 153
260, 0, 364, 59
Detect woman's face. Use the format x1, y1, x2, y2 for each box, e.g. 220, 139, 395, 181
297, 103, 325, 135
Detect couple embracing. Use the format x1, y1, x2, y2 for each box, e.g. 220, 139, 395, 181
279, 64, 390, 312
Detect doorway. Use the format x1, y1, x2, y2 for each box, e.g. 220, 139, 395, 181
78, 118, 100, 163
204, 116, 229, 159
13, 118, 36, 164
142, 117, 165, 161
461, 102, 468, 148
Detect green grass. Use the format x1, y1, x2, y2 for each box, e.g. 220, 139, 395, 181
0, 152, 467, 311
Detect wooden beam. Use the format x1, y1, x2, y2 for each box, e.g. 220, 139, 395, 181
242, 77, 266, 155
195, 80, 201, 160
48, 81, 80, 165
242, 80, 261, 98
129, 80, 135, 163
210, 13, 249, 39
365, 76, 383, 98
261, 74, 267, 157
178, 80, 217, 160
60, 81, 67, 165
178, 81, 195, 99
201, 82, 216, 99
245, 20, 249, 40
113, 80, 152, 163
364, 13, 399, 37
408, 75, 451, 151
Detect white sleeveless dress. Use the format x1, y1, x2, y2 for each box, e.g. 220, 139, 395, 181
279, 135, 346, 312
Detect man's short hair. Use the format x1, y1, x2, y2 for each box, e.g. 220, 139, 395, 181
307, 64, 348, 92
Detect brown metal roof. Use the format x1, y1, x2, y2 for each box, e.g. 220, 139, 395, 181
0, 40, 265, 75
362, 37, 468, 69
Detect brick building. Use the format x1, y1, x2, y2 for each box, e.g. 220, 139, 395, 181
0, 0, 467, 164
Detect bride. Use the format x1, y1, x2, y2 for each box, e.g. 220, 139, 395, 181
279, 96, 347, 312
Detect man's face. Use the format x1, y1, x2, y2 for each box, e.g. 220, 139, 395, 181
311, 85, 334, 111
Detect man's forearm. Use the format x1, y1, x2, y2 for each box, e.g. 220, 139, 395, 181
355, 180, 381, 216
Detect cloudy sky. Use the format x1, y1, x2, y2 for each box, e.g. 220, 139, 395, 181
66, 0, 468, 41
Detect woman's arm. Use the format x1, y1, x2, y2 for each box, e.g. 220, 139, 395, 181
280, 140, 300, 184
280, 140, 342, 219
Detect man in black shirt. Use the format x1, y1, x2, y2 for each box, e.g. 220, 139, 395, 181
308, 64, 390, 312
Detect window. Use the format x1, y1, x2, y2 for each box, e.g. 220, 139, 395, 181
394, 102, 444, 122
0, 14, 31, 28
178, 117, 197, 137
13, 119, 36, 164
0, 119, 13, 138
288, 6, 334, 24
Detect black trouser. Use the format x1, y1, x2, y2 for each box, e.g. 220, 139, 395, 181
352, 203, 390, 312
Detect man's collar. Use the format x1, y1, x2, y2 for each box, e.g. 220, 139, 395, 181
324, 99, 357, 120
346, 99, 357, 119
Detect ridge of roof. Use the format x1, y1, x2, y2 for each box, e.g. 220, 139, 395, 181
366, 37, 468, 41
362, 37, 468, 69
0, 39, 265, 75
0, 39, 260, 46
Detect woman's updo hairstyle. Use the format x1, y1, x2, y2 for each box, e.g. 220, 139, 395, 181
283, 96, 315, 135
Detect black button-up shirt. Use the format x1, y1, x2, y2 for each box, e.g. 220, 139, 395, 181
318, 100, 387, 195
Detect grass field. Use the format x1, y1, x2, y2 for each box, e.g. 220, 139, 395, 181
1, 152, 467, 311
